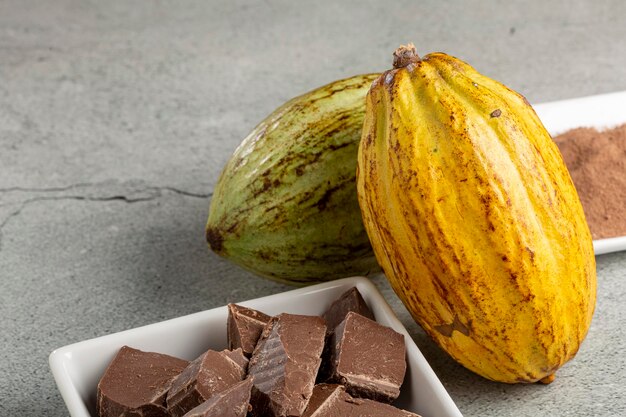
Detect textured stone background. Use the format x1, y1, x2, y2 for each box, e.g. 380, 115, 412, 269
1, 1, 625, 416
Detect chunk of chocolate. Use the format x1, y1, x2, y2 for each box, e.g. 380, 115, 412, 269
302, 384, 420, 417
248, 313, 327, 417
228, 303, 272, 357
167, 348, 248, 417
223, 347, 249, 372
318, 288, 376, 382
322, 287, 374, 333
97, 346, 189, 417
301, 383, 345, 417
327, 312, 406, 402
182, 378, 253, 417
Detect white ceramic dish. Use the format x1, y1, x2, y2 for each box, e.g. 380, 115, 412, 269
49, 276, 463, 417
534, 90, 626, 255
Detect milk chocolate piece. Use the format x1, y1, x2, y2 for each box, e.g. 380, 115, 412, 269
223, 347, 249, 372
167, 348, 248, 417
96, 346, 189, 417
302, 384, 420, 417
327, 312, 406, 402
248, 313, 327, 417
322, 287, 374, 333
182, 378, 253, 417
318, 288, 376, 382
228, 303, 272, 357
301, 384, 345, 417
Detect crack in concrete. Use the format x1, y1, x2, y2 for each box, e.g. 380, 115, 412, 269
0, 183, 212, 198
0, 182, 99, 194
0, 182, 214, 253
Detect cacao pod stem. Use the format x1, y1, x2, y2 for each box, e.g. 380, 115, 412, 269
392, 43, 421, 68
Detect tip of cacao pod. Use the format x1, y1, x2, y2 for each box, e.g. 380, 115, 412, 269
538, 373, 556, 384
206, 226, 224, 254
393, 43, 420, 69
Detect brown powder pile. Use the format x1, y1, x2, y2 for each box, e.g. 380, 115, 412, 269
553, 123, 626, 239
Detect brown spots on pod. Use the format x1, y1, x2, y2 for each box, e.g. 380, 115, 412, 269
206, 227, 224, 253
490, 109, 502, 118
315, 118, 362, 141
525, 246, 536, 262
435, 315, 471, 337
315, 178, 352, 211
479, 193, 491, 208
232, 155, 246, 170
256, 248, 279, 261
430, 275, 450, 301
326, 141, 353, 152
253, 177, 274, 198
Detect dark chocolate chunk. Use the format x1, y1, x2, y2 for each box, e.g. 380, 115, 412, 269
96, 346, 189, 417
167, 348, 247, 417
322, 287, 374, 334
327, 312, 406, 402
302, 384, 420, 417
248, 313, 327, 417
228, 303, 272, 357
182, 378, 253, 417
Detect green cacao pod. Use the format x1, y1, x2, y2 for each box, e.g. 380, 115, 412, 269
207, 74, 380, 285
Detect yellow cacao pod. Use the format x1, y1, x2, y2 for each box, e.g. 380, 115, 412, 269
356, 45, 596, 383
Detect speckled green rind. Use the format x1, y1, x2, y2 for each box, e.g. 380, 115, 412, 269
207, 74, 381, 285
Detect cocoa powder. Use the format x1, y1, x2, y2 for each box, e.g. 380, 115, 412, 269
553, 123, 626, 239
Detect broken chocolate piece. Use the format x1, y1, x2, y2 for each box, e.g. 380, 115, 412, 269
318, 288, 376, 382
167, 349, 247, 417
248, 313, 327, 417
228, 303, 272, 357
182, 378, 253, 417
327, 312, 406, 403
322, 287, 374, 333
302, 384, 420, 417
97, 346, 189, 417
301, 384, 345, 417
223, 347, 249, 373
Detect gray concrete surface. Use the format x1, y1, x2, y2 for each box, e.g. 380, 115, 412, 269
1, 0, 625, 415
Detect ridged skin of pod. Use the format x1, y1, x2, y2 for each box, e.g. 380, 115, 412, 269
357, 49, 596, 383
207, 74, 381, 285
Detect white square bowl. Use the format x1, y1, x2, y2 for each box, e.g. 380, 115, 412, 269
49, 276, 463, 417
